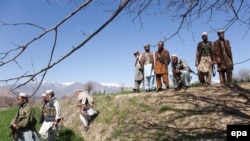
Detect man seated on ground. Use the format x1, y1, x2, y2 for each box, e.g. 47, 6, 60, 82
170, 54, 192, 91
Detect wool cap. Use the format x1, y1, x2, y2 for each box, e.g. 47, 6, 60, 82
41, 93, 46, 97
19, 92, 28, 97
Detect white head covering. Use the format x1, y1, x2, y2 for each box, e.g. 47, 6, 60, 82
19, 92, 28, 97
171, 54, 178, 57
217, 29, 224, 33
217, 29, 225, 35
45, 90, 54, 95
41, 93, 46, 97
201, 32, 208, 36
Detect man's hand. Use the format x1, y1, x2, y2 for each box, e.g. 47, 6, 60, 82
9, 124, 17, 138
77, 104, 82, 107
81, 110, 87, 115
53, 121, 58, 126
12, 124, 17, 129
174, 69, 180, 74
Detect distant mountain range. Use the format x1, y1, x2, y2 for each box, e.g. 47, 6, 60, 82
0, 79, 219, 99
1, 81, 128, 98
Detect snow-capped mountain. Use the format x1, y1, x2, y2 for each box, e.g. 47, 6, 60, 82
100, 83, 131, 88
3, 81, 122, 98
101, 83, 122, 87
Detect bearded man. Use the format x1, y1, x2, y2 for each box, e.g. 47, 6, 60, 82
195, 32, 214, 86
140, 44, 155, 92
10, 93, 41, 141
39, 90, 61, 141
212, 30, 233, 84
154, 41, 171, 91
133, 51, 143, 92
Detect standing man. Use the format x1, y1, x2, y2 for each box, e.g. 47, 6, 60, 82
195, 32, 214, 86
171, 54, 192, 91
140, 44, 155, 92
10, 93, 41, 141
39, 90, 61, 141
154, 41, 171, 91
133, 51, 143, 92
39, 93, 48, 124
213, 30, 233, 84
75, 90, 97, 132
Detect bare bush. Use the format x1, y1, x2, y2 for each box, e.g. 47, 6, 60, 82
0, 96, 16, 107
85, 81, 94, 94
234, 68, 250, 81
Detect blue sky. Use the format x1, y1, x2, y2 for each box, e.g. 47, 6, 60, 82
0, 0, 250, 87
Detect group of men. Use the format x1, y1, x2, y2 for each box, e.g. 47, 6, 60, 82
9, 89, 97, 141
9, 90, 61, 141
133, 29, 233, 92
195, 30, 233, 86
133, 40, 173, 92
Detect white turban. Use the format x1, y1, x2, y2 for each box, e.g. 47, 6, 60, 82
171, 54, 178, 57
19, 92, 28, 97
201, 32, 208, 36
217, 29, 224, 33
45, 90, 54, 95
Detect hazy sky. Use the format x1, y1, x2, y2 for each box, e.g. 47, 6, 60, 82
1, 0, 250, 87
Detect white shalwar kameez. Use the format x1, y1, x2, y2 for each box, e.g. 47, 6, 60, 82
143, 63, 155, 91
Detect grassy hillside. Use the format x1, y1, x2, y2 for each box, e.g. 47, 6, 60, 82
1, 82, 249, 141
61, 82, 250, 141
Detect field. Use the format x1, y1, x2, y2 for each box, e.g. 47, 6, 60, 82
0, 106, 85, 141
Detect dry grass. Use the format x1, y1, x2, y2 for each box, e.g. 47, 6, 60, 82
60, 83, 250, 141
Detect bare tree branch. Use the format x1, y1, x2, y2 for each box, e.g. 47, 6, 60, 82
0, 0, 130, 97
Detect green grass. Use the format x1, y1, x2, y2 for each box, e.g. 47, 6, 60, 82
56, 128, 85, 141
120, 90, 132, 94
0, 106, 16, 140
158, 105, 182, 113
0, 105, 84, 141
139, 103, 152, 111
